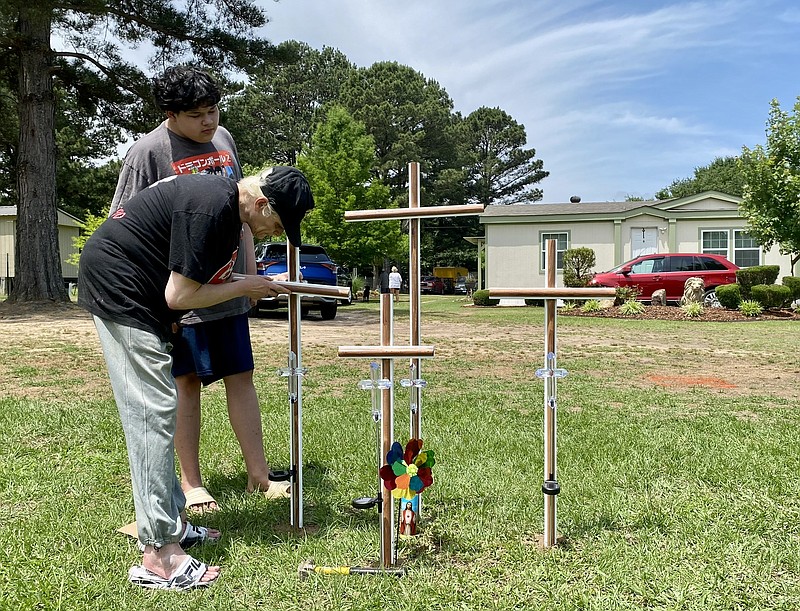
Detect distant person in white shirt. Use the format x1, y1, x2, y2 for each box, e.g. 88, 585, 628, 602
389, 266, 402, 302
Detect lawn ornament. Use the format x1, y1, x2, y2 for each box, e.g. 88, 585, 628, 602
680, 277, 705, 306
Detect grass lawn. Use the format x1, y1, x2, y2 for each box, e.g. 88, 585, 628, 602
1, 298, 799, 610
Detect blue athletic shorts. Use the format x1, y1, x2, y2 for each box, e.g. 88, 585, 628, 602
171, 313, 255, 385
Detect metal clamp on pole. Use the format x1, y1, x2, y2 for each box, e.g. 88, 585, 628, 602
399, 362, 427, 416
542, 480, 561, 496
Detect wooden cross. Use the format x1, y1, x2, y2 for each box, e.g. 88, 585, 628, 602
344, 161, 483, 444
338, 339, 435, 568
489, 239, 616, 548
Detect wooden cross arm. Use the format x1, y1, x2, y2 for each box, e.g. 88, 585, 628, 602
489, 287, 617, 299
273, 281, 351, 299
338, 345, 436, 358
344, 204, 484, 222
232, 275, 350, 299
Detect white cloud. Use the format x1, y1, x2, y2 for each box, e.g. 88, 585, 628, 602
255, 1, 795, 200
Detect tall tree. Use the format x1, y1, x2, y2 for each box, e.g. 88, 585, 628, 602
226, 41, 355, 168
419, 106, 548, 270
296, 105, 403, 275
338, 61, 456, 202
739, 98, 800, 271
655, 156, 745, 200
458, 106, 549, 206
2, 0, 275, 303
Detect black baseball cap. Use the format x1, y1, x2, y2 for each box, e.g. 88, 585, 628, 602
259, 166, 315, 246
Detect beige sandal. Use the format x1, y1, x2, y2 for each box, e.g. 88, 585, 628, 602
184, 486, 219, 513
251, 480, 291, 499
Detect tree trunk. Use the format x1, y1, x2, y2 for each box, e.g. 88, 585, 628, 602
10, 5, 67, 303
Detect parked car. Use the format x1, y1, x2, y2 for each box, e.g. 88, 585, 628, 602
420, 276, 445, 295
588, 253, 739, 305
453, 276, 469, 295
253, 242, 338, 319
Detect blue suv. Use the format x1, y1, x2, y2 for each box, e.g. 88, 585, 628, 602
253, 242, 338, 320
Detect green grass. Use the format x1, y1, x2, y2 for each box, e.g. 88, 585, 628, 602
1, 299, 799, 609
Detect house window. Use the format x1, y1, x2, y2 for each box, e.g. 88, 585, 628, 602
540, 232, 567, 270
733, 230, 760, 267
701, 230, 728, 257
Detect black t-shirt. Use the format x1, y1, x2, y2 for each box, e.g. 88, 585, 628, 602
79, 174, 242, 339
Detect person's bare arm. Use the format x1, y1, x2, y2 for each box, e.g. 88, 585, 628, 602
165, 271, 287, 311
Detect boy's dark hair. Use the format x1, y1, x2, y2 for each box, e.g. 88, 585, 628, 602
152, 66, 222, 113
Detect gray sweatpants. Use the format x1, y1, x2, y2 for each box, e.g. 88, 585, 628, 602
93, 316, 185, 547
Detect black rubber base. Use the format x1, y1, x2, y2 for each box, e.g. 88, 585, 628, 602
269, 470, 291, 482
352, 496, 379, 510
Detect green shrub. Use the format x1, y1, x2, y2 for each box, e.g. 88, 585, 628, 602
563, 247, 596, 288
619, 299, 645, 316
615, 285, 641, 305
472, 289, 499, 306
782, 276, 800, 301
750, 284, 792, 309
739, 299, 763, 317
560, 301, 577, 311
681, 302, 703, 318
581, 299, 602, 313
736, 265, 780, 297
715, 283, 741, 309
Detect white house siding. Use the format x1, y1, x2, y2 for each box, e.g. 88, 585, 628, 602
0, 207, 83, 281
486, 223, 539, 288
0, 217, 14, 276
480, 193, 795, 290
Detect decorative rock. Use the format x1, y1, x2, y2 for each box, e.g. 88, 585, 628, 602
651, 289, 667, 306
680, 277, 705, 306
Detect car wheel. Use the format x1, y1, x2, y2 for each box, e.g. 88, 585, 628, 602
342, 289, 353, 306
703, 289, 721, 308
320, 303, 337, 320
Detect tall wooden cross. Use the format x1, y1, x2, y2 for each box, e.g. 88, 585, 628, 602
345, 161, 483, 445
489, 239, 616, 548
339, 161, 483, 565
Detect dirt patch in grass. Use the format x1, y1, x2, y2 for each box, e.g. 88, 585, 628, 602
0, 299, 796, 402
646, 374, 738, 390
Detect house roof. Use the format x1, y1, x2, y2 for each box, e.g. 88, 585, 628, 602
480, 191, 742, 224
0, 205, 84, 228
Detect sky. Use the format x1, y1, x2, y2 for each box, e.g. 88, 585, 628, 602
254, 0, 799, 203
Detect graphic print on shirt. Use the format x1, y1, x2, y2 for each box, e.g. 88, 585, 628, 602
208, 247, 239, 284
172, 151, 237, 177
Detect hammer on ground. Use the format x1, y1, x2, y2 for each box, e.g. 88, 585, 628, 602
298, 559, 405, 578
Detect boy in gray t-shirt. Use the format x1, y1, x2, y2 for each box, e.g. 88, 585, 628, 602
111, 66, 288, 518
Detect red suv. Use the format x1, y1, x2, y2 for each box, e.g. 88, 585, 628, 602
588, 253, 739, 305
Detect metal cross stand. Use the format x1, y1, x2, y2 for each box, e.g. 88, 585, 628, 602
240, 248, 351, 530
488, 239, 616, 549
338, 287, 435, 569
345, 161, 483, 520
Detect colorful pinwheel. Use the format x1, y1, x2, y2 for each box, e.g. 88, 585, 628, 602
379, 439, 436, 499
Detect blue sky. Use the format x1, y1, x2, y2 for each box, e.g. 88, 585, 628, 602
256, 0, 799, 203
